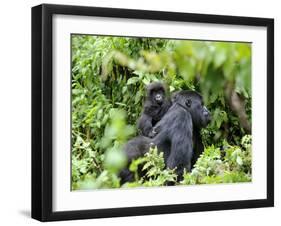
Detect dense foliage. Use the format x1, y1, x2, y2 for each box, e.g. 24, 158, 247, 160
71, 35, 252, 190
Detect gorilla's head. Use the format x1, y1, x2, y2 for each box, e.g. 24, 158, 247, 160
172, 90, 211, 128
147, 82, 167, 105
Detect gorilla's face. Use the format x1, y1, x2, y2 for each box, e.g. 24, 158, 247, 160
151, 89, 165, 105
172, 91, 211, 128
146, 82, 167, 106
187, 97, 211, 128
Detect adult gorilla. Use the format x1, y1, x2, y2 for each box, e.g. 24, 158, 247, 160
120, 90, 211, 183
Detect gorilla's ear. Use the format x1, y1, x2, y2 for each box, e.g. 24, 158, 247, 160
185, 99, 192, 108
171, 91, 180, 102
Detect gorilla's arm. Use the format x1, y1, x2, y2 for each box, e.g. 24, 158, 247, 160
124, 136, 151, 162
137, 113, 153, 137
191, 128, 204, 167
119, 136, 151, 184
167, 108, 193, 179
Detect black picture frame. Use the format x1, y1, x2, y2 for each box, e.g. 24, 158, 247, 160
31, 3, 274, 222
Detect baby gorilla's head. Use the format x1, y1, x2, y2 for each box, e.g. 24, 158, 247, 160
146, 82, 167, 105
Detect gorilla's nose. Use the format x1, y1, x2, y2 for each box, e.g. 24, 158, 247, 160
203, 111, 209, 117
203, 110, 211, 123
206, 113, 211, 123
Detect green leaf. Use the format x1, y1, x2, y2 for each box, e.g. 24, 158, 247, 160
127, 77, 139, 85
236, 156, 243, 166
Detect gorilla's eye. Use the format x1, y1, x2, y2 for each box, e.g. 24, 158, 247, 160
185, 99, 192, 107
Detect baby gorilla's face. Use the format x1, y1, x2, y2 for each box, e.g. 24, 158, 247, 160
152, 90, 164, 105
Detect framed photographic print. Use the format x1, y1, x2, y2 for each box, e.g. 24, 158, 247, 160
31, 4, 274, 221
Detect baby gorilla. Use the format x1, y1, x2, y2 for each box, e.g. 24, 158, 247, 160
137, 82, 172, 138
120, 90, 211, 183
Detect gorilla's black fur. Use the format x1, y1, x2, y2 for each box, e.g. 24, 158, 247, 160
120, 90, 211, 183
137, 82, 172, 138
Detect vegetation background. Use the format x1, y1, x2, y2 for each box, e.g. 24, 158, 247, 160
71, 35, 252, 190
